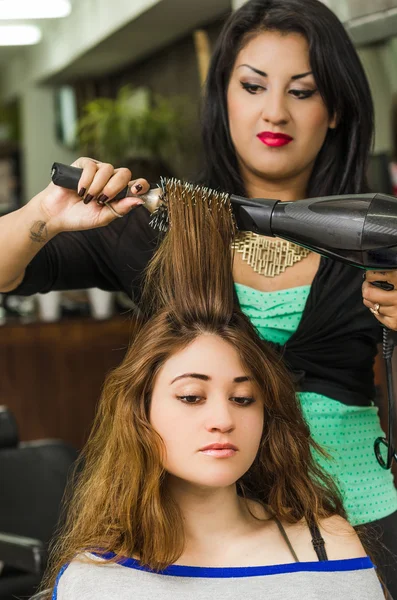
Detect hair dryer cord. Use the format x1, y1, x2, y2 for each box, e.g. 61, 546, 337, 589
374, 328, 397, 469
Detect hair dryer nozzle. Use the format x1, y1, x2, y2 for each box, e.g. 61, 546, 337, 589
232, 198, 279, 235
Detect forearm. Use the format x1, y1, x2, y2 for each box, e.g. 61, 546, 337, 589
0, 193, 57, 292
0, 158, 145, 293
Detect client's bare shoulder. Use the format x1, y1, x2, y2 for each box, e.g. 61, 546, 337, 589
317, 515, 367, 560
279, 514, 366, 562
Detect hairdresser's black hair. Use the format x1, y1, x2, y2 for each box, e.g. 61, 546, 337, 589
200, 0, 374, 198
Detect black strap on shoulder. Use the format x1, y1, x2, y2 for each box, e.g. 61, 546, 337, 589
273, 517, 300, 563
308, 522, 328, 561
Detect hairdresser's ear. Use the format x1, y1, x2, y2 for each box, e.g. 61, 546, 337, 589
329, 113, 338, 129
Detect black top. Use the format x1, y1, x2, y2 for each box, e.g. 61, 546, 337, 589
12, 206, 380, 407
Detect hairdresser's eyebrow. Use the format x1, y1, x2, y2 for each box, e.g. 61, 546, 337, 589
170, 373, 252, 384
238, 64, 313, 81
291, 71, 313, 80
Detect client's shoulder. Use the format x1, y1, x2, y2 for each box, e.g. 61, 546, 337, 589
317, 514, 367, 561
53, 552, 139, 600
280, 514, 367, 563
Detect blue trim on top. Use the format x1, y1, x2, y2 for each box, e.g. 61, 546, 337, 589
94, 552, 374, 579
52, 562, 70, 600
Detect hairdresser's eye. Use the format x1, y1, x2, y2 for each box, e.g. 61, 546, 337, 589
231, 396, 255, 406
177, 395, 203, 404
289, 89, 317, 100
241, 82, 265, 95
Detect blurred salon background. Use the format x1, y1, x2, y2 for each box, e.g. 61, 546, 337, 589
0, 1, 397, 596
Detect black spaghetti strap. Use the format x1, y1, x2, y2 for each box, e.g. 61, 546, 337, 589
273, 517, 300, 563
308, 522, 328, 561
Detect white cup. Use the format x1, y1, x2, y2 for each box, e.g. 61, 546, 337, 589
87, 288, 114, 320
37, 291, 62, 322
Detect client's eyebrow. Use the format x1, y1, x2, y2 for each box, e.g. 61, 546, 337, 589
170, 373, 252, 384
238, 64, 313, 80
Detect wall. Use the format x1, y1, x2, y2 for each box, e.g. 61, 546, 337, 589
358, 44, 393, 155
21, 86, 76, 202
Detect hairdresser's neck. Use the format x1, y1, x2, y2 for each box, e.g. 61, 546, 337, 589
169, 478, 257, 553
241, 167, 310, 202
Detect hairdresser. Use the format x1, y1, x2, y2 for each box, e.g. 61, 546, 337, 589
0, 0, 396, 592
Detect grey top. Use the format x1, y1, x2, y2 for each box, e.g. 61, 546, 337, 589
53, 552, 384, 600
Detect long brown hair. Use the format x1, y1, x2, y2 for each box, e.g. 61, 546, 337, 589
41, 180, 344, 594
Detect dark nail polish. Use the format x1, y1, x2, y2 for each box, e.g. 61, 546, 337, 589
134, 183, 143, 193
78, 187, 86, 197
97, 194, 109, 205
84, 194, 94, 204
370, 280, 395, 291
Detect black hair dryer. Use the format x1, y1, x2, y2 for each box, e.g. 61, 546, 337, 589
232, 192, 397, 469
232, 192, 397, 270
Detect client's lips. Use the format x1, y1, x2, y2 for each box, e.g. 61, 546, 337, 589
199, 443, 238, 458
257, 131, 293, 147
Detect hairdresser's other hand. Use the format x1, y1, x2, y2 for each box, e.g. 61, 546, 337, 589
363, 271, 397, 330
34, 157, 150, 234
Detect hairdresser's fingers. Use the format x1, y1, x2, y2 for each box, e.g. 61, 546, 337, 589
95, 195, 146, 225
363, 298, 397, 315
126, 178, 151, 198
81, 163, 126, 204
72, 157, 102, 198
101, 177, 151, 207
365, 270, 397, 287
365, 269, 396, 281
88, 167, 137, 206
362, 281, 397, 307
363, 296, 397, 329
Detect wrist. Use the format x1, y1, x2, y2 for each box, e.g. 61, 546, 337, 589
21, 191, 61, 239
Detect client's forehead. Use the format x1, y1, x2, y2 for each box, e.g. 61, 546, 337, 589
155, 334, 250, 387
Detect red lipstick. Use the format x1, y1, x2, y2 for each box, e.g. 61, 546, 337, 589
257, 131, 293, 147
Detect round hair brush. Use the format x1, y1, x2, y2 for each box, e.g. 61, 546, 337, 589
52, 162, 397, 270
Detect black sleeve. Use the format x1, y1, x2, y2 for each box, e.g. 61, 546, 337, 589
9, 206, 160, 303
284, 258, 380, 405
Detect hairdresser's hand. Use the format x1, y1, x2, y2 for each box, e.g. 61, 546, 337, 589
34, 157, 150, 234
363, 271, 397, 330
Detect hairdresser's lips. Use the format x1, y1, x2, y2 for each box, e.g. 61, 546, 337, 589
199, 443, 238, 458
257, 131, 293, 147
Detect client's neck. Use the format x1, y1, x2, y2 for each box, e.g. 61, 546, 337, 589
168, 477, 262, 559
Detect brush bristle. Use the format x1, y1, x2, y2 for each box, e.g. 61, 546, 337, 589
149, 178, 233, 233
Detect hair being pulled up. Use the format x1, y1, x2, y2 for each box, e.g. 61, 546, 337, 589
41, 181, 344, 595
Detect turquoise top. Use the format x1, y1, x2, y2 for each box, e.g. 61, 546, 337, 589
235, 282, 397, 526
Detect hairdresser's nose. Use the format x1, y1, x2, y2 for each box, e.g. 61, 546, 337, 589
205, 398, 235, 434
261, 89, 289, 126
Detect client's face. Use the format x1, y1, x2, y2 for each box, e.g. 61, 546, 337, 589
150, 333, 264, 489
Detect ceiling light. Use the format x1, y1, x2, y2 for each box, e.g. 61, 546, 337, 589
0, 25, 42, 45
0, 1, 71, 20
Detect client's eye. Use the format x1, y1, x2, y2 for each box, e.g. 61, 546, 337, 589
177, 395, 203, 404
231, 397, 255, 406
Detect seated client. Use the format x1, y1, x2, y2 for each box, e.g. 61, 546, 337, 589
39, 184, 384, 599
